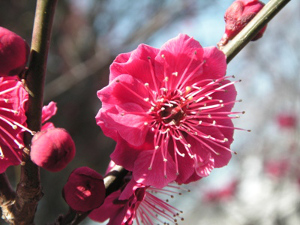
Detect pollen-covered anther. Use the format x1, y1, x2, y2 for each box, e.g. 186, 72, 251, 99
120, 113, 125, 116
23, 147, 30, 155
161, 88, 168, 92
185, 86, 191, 93
172, 72, 178, 77
170, 120, 176, 125
164, 77, 169, 82
163, 158, 168, 162
155, 146, 159, 150
144, 97, 149, 102
144, 83, 149, 87
144, 122, 148, 126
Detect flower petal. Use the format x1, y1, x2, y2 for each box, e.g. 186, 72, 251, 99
202, 47, 227, 80
133, 150, 177, 188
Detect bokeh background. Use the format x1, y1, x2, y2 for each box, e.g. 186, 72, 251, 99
0, 0, 299, 224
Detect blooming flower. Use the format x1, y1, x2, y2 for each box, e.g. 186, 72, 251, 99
63, 167, 105, 212
96, 34, 240, 188
89, 174, 184, 225
0, 76, 30, 173
0, 26, 29, 77
218, 0, 266, 47
0, 75, 57, 172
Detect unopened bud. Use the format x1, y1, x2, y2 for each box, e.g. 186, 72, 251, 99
218, 0, 266, 47
30, 128, 76, 172
0, 27, 30, 76
63, 167, 106, 212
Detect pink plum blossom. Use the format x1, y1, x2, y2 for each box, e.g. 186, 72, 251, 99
0, 76, 30, 173
276, 113, 297, 130
0, 76, 57, 172
89, 173, 184, 225
203, 179, 238, 203
96, 34, 240, 188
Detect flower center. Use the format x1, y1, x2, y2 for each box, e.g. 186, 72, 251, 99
157, 95, 186, 126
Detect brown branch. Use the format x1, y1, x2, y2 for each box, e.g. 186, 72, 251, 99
2, 0, 58, 224
0, 173, 16, 223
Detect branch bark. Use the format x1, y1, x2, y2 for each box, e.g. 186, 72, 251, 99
0, 173, 16, 223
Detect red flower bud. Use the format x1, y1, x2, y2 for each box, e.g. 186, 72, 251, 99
63, 167, 106, 212
218, 0, 266, 46
30, 128, 76, 172
0, 27, 30, 76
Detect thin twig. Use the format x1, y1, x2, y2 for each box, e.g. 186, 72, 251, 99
220, 0, 291, 63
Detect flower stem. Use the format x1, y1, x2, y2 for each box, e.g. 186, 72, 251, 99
9, 0, 58, 224
221, 0, 291, 63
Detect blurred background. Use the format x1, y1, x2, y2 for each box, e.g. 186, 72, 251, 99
0, 0, 299, 224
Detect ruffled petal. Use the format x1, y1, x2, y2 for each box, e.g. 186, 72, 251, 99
133, 150, 177, 188
110, 44, 159, 92
155, 34, 205, 90
202, 47, 227, 80
89, 190, 126, 223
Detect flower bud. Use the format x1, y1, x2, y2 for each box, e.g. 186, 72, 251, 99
30, 128, 76, 172
63, 167, 106, 212
218, 0, 266, 46
0, 27, 30, 76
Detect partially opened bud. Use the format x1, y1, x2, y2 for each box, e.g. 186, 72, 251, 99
63, 167, 106, 212
30, 128, 76, 172
218, 0, 266, 47
0, 27, 30, 76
